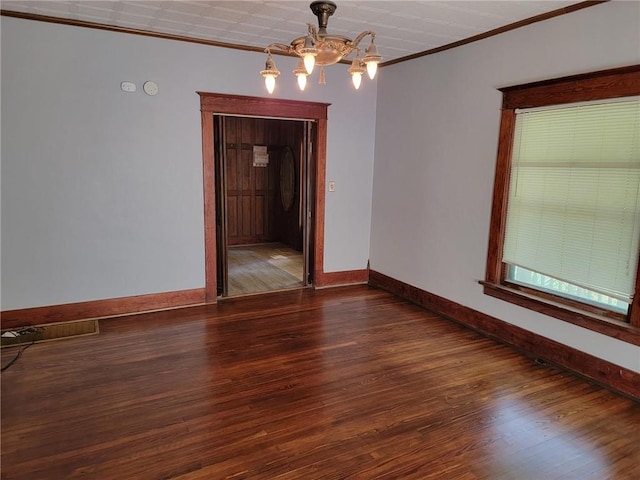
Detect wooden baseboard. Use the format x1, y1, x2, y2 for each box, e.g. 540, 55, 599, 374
1, 268, 369, 328
315, 269, 369, 288
1, 288, 207, 329
369, 270, 639, 401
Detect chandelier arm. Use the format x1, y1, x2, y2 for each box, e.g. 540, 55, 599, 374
306, 23, 319, 41
350, 31, 375, 50
265, 43, 295, 54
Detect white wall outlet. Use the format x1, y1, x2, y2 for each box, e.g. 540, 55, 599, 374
328, 181, 336, 192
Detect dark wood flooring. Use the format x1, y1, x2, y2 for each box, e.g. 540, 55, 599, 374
1, 286, 638, 479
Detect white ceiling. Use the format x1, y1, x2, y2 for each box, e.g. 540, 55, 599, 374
1, 1, 583, 63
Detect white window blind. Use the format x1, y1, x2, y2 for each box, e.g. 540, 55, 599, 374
503, 97, 640, 302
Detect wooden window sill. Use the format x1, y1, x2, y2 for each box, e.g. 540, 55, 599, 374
480, 281, 640, 346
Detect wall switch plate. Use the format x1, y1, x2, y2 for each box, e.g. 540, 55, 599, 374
121, 81, 136, 93
328, 181, 336, 192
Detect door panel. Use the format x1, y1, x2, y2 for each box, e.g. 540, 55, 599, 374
241, 196, 252, 237
305, 121, 316, 285
214, 115, 228, 297
225, 117, 275, 246
255, 196, 265, 236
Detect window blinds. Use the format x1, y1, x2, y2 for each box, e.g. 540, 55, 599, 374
503, 98, 640, 302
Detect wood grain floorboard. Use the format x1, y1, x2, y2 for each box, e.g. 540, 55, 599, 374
227, 243, 303, 296
1, 286, 638, 479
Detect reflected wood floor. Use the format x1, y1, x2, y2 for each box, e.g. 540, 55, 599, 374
1, 286, 639, 479
228, 243, 303, 296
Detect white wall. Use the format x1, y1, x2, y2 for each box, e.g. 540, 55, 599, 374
1, 17, 377, 310
370, 1, 640, 372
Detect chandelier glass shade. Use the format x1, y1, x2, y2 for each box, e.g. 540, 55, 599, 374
260, 1, 382, 93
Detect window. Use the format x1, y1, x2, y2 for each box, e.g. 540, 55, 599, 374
484, 66, 640, 344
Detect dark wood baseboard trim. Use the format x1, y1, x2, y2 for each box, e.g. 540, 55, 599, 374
369, 270, 639, 401
1, 288, 207, 329
315, 269, 369, 288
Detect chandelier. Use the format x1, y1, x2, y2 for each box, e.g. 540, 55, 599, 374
260, 0, 382, 93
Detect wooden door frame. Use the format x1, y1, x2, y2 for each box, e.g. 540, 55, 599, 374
198, 92, 330, 302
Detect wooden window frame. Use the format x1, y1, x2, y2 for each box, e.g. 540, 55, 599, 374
483, 65, 640, 346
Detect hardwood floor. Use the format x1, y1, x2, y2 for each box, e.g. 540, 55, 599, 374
1, 286, 638, 479
227, 243, 303, 296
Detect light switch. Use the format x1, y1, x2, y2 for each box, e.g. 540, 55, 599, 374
328, 181, 336, 192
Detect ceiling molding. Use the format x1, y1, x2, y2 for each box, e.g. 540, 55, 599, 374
0, 9, 268, 54
1, 1, 608, 69
382, 1, 608, 67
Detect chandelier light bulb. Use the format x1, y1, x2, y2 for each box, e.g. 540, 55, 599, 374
260, 52, 280, 94
297, 73, 307, 91
348, 54, 366, 90
303, 53, 316, 75
299, 33, 318, 74
363, 38, 382, 80
365, 61, 378, 80
293, 58, 308, 91
351, 71, 362, 90
265, 74, 276, 94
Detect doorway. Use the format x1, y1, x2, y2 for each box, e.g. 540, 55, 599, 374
198, 93, 330, 302
214, 115, 313, 297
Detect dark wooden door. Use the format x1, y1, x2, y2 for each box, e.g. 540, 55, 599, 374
224, 116, 275, 246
